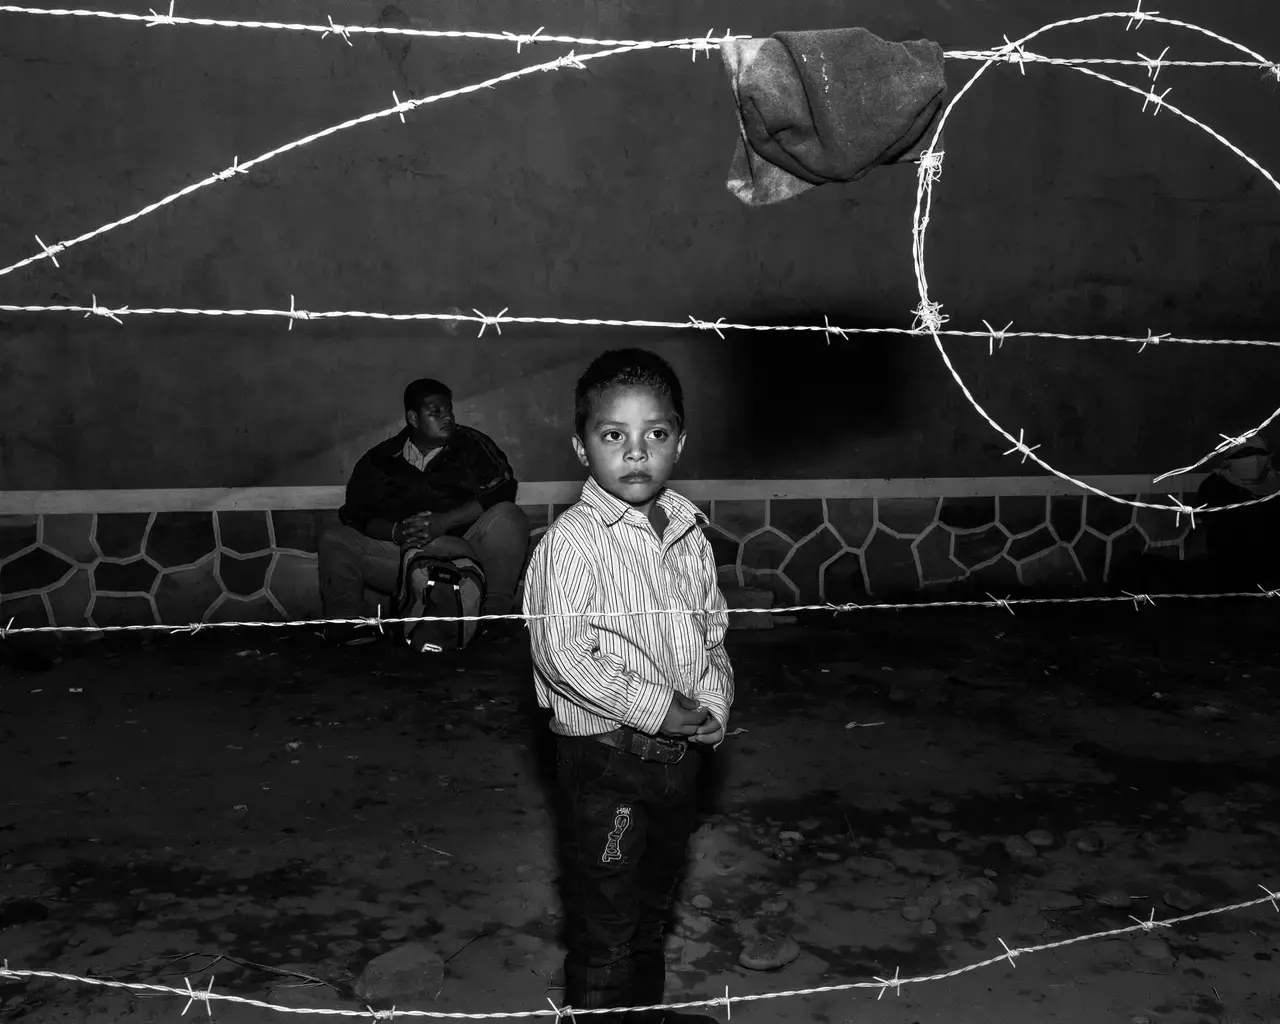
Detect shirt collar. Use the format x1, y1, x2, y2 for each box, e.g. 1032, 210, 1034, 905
401, 436, 445, 472
580, 476, 705, 529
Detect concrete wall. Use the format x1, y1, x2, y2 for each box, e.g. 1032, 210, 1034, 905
2, 0, 1279, 490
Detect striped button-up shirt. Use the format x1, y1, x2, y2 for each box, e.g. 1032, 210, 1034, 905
524, 477, 734, 740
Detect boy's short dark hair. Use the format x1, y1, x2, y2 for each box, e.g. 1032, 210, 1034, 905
574, 349, 685, 437
404, 378, 452, 414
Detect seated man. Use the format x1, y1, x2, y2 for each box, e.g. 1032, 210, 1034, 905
1196, 434, 1280, 589
319, 377, 530, 630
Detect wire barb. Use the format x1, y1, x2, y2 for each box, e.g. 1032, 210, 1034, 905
322, 15, 353, 46
0, 618, 14, 640
392, 89, 408, 123
1126, 0, 1159, 30
1138, 329, 1169, 352
822, 314, 847, 346
721, 984, 731, 1021
545, 50, 587, 72
473, 307, 509, 337
873, 965, 903, 1000
1142, 85, 1173, 115
34, 234, 64, 267
910, 300, 948, 334
212, 156, 249, 182
84, 295, 123, 326
684, 28, 725, 62
917, 149, 945, 182
146, 0, 176, 28
1258, 585, 1280, 599
1121, 590, 1156, 610
1138, 45, 1171, 81
1002, 428, 1041, 465
1164, 494, 1205, 530
501, 26, 545, 53
1260, 884, 1280, 911
983, 319, 1013, 355
546, 996, 575, 1022
286, 295, 311, 331
986, 593, 1016, 616
687, 315, 728, 339
1212, 431, 1260, 457
998, 34, 1029, 74
997, 937, 1021, 967
180, 975, 214, 1018
1127, 908, 1166, 931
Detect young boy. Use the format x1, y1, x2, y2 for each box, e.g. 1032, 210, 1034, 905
524, 349, 735, 1024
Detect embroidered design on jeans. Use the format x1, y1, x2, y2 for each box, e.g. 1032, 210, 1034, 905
601, 805, 633, 863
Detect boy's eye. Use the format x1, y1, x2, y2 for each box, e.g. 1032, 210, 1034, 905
650, 429, 669, 441
602, 430, 623, 443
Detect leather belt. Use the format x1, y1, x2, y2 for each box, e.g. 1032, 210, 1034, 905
592, 726, 687, 764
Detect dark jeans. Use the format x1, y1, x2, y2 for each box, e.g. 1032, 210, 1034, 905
554, 735, 702, 1022
317, 502, 529, 617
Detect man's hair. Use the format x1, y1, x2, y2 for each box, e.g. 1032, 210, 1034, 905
404, 378, 452, 414
574, 348, 684, 437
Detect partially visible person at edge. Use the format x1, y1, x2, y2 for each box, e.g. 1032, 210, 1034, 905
523, 348, 734, 1024
1196, 434, 1280, 589
318, 377, 530, 633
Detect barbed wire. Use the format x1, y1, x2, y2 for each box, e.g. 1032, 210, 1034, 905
1, 10, 1276, 1023
0, 35, 730, 282
3, 3, 1279, 78
3, 302, 1280, 354
1, 9, 1278, 286
910, 10, 1280, 518
2, 587, 1278, 640
2, 887, 1277, 1018
0, 5, 745, 50
0, 13, 1273, 526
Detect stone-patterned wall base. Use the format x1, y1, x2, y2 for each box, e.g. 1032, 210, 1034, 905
0, 494, 1191, 628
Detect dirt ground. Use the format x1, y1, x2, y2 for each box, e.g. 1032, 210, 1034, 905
2, 601, 1280, 1024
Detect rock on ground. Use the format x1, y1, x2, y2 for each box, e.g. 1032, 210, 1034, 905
352, 944, 444, 1005
739, 934, 801, 971
1004, 836, 1039, 861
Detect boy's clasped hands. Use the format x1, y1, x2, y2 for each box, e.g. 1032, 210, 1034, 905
659, 691, 723, 746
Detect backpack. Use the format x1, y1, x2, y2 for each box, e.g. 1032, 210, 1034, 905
394, 545, 487, 653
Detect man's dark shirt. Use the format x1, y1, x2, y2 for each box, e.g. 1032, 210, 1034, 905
339, 426, 518, 537
1197, 472, 1280, 587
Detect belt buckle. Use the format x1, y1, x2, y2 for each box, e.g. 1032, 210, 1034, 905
636, 732, 685, 764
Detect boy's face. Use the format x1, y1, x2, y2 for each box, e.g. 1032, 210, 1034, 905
573, 385, 685, 509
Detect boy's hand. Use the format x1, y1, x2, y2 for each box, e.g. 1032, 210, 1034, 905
689, 712, 724, 746
658, 692, 709, 739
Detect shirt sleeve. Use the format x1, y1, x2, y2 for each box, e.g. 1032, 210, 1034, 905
338, 454, 391, 535
524, 527, 670, 735
468, 430, 518, 510
691, 531, 734, 744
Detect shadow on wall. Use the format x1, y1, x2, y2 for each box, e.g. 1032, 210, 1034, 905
683, 307, 912, 478
272, 315, 916, 487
